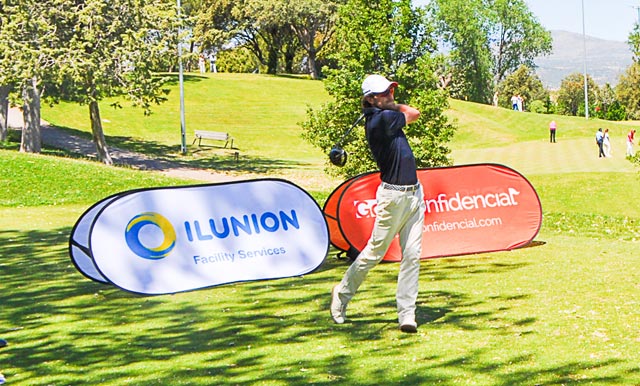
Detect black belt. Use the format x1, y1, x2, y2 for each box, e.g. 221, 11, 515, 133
381, 182, 420, 192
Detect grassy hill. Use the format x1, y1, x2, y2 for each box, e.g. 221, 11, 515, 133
32, 74, 640, 215
448, 98, 638, 175
37, 73, 640, 178
2, 73, 640, 385
41, 73, 331, 164
448, 98, 638, 149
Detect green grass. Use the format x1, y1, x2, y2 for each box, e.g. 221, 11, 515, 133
448, 98, 639, 150
41, 73, 330, 164
0, 150, 190, 207
2, 73, 640, 385
37, 72, 337, 193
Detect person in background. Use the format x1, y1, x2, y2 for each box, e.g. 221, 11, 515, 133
209, 52, 217, 73
198, 54, 206, 74
0, 338, 6, 384
516, 94, 524, 112
627, 129, 636, 157
603, 128, 612, 157
595, 128, 605, 158
549, 120, 557, 143
511, 94, 519, 111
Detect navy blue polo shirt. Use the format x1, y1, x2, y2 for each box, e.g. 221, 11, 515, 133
363, 107, 418, 186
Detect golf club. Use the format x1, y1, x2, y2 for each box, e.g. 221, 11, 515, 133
329, 113, 365, 167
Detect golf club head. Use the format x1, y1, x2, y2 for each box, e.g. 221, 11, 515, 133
329, 146, 348, 167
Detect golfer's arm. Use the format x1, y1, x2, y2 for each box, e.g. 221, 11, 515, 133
395, 104, 420, 124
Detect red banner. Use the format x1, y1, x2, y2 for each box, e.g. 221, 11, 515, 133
324, 164, 542, 262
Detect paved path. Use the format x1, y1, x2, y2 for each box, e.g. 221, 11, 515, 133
7, 107, 243, 183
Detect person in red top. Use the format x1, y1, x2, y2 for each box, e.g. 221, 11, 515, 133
627, 129, 636, 157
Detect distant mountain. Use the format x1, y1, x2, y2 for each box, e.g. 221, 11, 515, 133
533, 30, 633, 90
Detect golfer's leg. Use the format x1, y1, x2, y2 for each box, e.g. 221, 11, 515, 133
337, 189, 399, 303
396, 192, 425, 324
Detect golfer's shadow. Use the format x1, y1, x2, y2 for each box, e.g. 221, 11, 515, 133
416, 306, 449, 324
346, 304, 448, 330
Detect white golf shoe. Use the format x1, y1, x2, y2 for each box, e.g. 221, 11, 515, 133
330, 285, 347, 324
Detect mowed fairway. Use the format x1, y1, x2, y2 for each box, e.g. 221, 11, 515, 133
1, 74, 640, 385
453, 136, 636, 175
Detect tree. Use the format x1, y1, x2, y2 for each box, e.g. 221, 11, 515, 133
0, 1, 11, 142
433, 0, 493, 103
1, 0, 174, 160
556, 73, 598, 116
616, 63, 640, 120
617, 23, 640, 119
245, 0, 294, 74
302, 0, 455, 178
0, 0, 90, 153
594, 83, 625, 121
0, 0, 79, 153
56, 0, 175, 164
489, 0, 551, 87
431, 0, 551, 105
495, 65, 546, 110
628, 22, 640, 62
194, 0, 236, 55
196, 0, 340, 76
287, 0, 342, 79
196, 0, 294, 75
0, 84, 9, 142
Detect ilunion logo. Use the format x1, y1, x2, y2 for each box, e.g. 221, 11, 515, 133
125, 212, 176, 260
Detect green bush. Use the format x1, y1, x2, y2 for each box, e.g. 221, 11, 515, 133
606, 101, 627, 121
217, 47, 261, 73
528, 99, 546, 114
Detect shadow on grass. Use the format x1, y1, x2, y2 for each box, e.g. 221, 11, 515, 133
37, 125, 312, 174
104, 133, 264, 171
1, 228, 638, 385
160, 72, 312, 83
161, 73, 207, 85
519, 240, 547, 249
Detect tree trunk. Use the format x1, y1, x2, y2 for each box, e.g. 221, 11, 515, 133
20, 77, 41, 153
0, 85, 10, 141
89, 101, 113, 165
308, 49, 319, 80
267, 45, 278, 75
284, 51, 294, 74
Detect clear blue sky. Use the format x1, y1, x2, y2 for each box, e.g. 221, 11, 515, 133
413, 0, 639, 42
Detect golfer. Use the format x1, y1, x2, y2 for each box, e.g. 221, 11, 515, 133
330, 74, 425, 333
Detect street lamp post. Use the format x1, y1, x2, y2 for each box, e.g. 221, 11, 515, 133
581, 0, 589, 119
177, 0, 187, 154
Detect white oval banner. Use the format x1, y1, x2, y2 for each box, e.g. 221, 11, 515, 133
69, 193, 124, 284
84, 179, 329, 295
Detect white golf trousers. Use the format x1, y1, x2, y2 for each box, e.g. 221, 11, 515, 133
336, 183, 425, 324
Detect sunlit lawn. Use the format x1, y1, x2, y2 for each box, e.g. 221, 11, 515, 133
2, 73, 640, 385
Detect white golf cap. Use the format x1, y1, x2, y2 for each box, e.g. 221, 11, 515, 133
361, 74, 398, 96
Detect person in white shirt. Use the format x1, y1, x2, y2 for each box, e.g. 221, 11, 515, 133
603, 128, 612, 157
